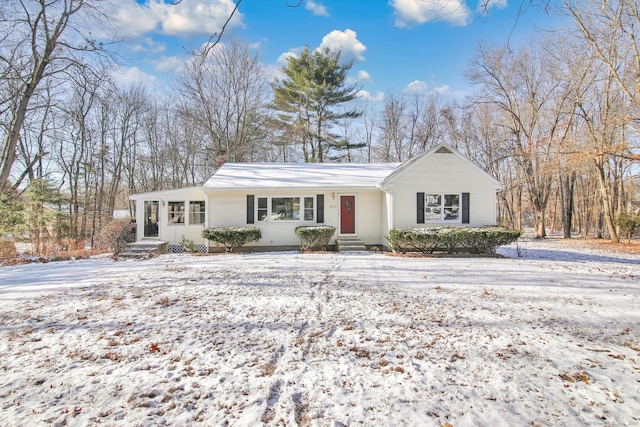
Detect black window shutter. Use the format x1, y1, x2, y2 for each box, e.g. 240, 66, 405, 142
417, 192, 425, 224
462, 192, 470, 224
246, 195, 255, 224
316, 194, 324, 223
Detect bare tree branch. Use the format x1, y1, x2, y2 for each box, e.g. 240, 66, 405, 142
198, 0, 243, 58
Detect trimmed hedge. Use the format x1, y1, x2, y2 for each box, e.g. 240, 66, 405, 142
295, 225, 336, 251
202, 227, 262, 252
387, 226, 521, 255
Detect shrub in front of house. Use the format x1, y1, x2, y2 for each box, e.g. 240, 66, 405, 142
202, 227, 262, 252
387, 226, 521, 255
295, 225, 336, 251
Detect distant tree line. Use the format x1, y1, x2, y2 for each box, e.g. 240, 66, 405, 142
0, 0, 639, 256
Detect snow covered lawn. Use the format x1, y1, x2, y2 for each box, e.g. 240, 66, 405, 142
1, 239, 639, 426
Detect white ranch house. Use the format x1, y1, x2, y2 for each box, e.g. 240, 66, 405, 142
129, 143, 502, 252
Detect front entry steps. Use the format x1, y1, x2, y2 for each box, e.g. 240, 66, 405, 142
120, 240, 168, 259
335, 237, 367, 252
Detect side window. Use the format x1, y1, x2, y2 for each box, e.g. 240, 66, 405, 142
304, 197, 314, 221
168, 201, 185, 224
189, 201, 205, 224
257, 197, 268, 221
425, 194, 441, 221
443, 194, 460, 221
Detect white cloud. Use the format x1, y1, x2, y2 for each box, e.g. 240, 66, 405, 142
273, 32, 366, 83
267, 49, 303, 83
402, 81, 468, 99
131, 37, 166, 54
154, 0, 245, 36
356, 70, 372, 84
109, 0, 245, 39
403, 80, 429, 94
195, 41, 227, 57
265, 63, 285, 83
108, 1, 158, 38
111, 66, 157, 89
277, 49, 302, 66
480, 0, 508, 11
390, 0, 471, 27
433, 84, 450, 95
317, 29, 366, 64
306, 0, 329, 17
357, 90, 385, 102
433, 85, 469, 99
153, 56, 184, 73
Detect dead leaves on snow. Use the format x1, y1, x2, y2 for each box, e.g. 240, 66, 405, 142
559, 371, 591, 384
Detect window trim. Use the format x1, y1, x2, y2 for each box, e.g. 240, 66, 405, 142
256, 195, 316, 223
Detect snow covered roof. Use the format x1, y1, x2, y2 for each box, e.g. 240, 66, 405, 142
202, 162, 400, 191
129, 186, 203, 200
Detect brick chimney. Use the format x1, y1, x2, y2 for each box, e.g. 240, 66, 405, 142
217, 150, 227, 168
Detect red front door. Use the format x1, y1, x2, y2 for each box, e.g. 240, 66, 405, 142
340, 195, 356, 234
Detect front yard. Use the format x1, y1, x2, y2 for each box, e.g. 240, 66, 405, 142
0, 238, 638, 426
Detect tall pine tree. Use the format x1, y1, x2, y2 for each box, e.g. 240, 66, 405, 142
272, 47, 361, 162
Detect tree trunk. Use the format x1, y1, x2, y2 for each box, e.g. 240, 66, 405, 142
594, 160, 619, 242
559, 172, 576, 238
534, 209, 546, 239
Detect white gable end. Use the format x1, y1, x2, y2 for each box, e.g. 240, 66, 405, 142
378, 143, 501, 231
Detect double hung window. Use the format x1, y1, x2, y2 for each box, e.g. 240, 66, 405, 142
168, 201, 185, 224
189, 201, 205, 224
424, 193, 460, 222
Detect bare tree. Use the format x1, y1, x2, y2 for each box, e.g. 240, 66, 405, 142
411, 93, 445, 153
468, 38, 577, 238
574, 65, 631, 242
56, 66, 106, 242
0, 0, 108, 193
176, 38, 270, 166
360, 103, 377, 163
377, 94, 407, 162
107, 85, 148, 218
564, 0, 640, 110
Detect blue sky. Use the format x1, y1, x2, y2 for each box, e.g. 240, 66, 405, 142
109, 0, 564, 102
